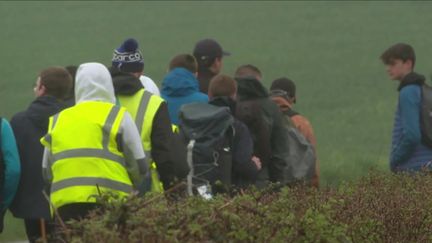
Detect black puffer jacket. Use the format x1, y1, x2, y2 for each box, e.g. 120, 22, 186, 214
10, 96, 65, 219
235, 77, 289, 188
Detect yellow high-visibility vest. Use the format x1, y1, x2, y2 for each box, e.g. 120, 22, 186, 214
40, 101, 133, 211
117, 89, 164, 192
172, 124, 179, 134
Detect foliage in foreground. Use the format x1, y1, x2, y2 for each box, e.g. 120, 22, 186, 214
57, 172, 432, 242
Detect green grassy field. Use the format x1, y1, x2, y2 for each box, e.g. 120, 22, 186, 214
1, 1, 432, 241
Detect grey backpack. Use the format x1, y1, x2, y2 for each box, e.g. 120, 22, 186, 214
179, 103, 234, 198
282, 110, 316, 185
421, 84, 432, 148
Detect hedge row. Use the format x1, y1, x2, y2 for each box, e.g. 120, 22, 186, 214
57, 171, 432, 242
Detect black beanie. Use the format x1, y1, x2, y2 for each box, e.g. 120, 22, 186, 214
112, 38, 144, 73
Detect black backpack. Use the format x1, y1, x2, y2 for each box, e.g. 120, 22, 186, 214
420, 84, 432, 148
179, 103, 234, 199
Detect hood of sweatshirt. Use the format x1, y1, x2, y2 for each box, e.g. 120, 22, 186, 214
109, 67, 143, 96
162, 68, 201, 97
398, 72, 425, 91
235, 77, 269, 101
75, 63, 116, 104
209, 96, 236, 114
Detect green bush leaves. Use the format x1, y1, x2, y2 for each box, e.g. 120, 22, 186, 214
60, 172, 432, 242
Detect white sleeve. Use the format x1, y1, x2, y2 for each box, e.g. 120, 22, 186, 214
140, 75, 160, 96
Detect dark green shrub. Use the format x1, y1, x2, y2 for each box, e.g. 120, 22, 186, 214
57, 172, 432, 242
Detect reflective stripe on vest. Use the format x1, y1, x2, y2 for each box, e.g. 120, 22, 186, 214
172, 124, 179, 134
41, 114, 60, 146
117, 89, 164, 192
135, 90, 153, 161
118, 89, 162, 153
41, 102, 132, 209
51, 177, 132, 194
49, 105, 126, 167
135, 90, 152, 136
51, 149, 125, 166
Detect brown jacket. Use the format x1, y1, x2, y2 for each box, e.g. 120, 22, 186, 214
271, 96, 320, 188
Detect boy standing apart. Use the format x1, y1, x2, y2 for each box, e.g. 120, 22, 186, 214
381, 43, 432, 172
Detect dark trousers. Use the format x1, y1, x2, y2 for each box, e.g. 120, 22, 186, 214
53, 203, 100, 240
24, 218, 53, 243
57, 203, 100, 222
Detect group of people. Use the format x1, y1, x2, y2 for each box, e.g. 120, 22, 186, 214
0, 37, 322, 242
2, 37, 431, 242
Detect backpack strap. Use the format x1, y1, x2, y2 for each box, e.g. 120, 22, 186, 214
420, 84, 432, 148
186, 139, 195, 196
285, 108, 299, 118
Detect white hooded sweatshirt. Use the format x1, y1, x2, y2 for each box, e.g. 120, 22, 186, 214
139, 75, 160, 96
42, 63, 148, 186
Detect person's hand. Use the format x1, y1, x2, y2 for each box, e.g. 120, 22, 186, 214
252, 156, 262, 170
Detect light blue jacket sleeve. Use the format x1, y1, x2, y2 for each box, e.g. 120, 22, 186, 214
1, 118, 21, 210
391, 86, 422, 165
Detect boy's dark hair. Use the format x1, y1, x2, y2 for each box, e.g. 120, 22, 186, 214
380, 43, 416, 68
234, 64, 262, 80
39, 67, 73, 100
169, 54, 198, 73
209, 74, 237, 97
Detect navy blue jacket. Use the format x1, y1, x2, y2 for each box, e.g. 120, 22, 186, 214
10, 96, 65, 219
